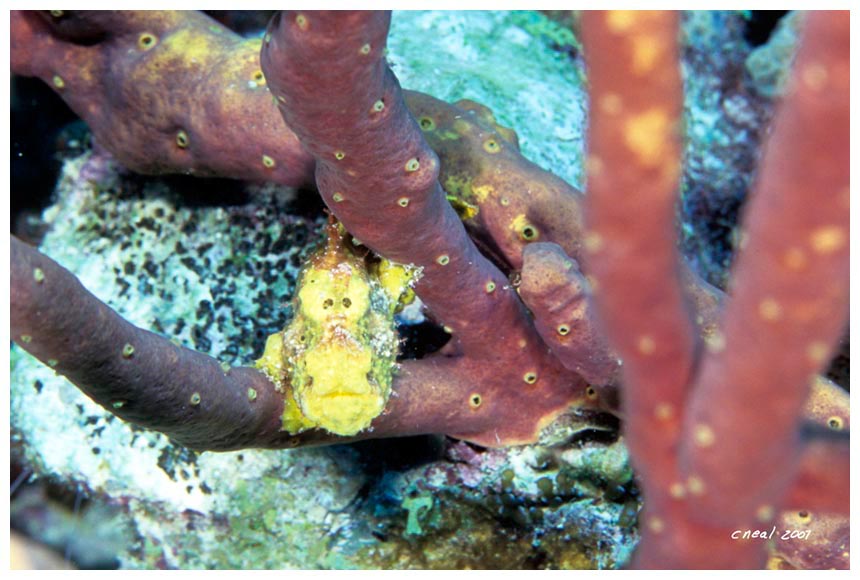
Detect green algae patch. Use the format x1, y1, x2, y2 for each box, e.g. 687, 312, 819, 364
403, 494, 435, 537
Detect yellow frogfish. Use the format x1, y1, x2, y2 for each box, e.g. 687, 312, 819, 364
256, 219, 418, 436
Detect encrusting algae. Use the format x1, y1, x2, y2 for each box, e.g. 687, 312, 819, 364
256, 218, 419, 436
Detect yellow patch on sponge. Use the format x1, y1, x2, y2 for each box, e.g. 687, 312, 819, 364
373, 259, 420, 314
631, 35, 660, 75
623, 108, 672, 168
471, 184, 495, 205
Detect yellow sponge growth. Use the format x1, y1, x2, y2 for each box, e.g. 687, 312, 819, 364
372, 258, 420, 314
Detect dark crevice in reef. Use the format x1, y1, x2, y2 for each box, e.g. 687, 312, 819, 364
742, 11, 790, 48
338, 435, 449, 477
204, 10, 275, 36
11, 76, 80, 233
397, 320, 452, 360
288, 186, 329, 219
146, 175, 252, 208
826, 329, 850, 392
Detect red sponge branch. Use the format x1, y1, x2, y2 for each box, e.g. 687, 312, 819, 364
11, 10, 314, 186
781, 435, 849, 514
582, 10, 849, 569
679, 9, 850, 527
581, 10, 697, 500
519, 242, 618, 386
11, 235, 289, 451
